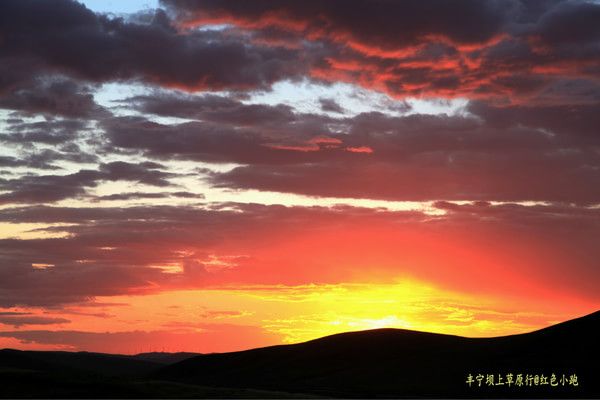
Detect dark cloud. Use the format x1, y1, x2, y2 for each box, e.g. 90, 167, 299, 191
0, 147, 99, 172
0, 161, 175, 205
467, 101, 600, 138
103, 115, 357, 165
0, 170, 100, 205
0, 261, 170, 307
210, 152, 600, 202
0, 0, 308, 93
94, 191, 203, 202
0, 156, 25, 168
162, 0, 600, 102
535, 0, 600, 46
163, 0, 510, 47
95, 92, 600, 202
22, 148, 99, 170
1, 0, 597, 106
0, 152, 88, 172
98, 161, 174, 187
319, 98, 344, 114
0, 77, 106, 118
0, 315, 70, 328
125, 92, 297, 126
1, 119, 90, 145
102, 106, 598, 202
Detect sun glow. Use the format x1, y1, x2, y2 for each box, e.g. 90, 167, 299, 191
1, 277, 591, 354
51, 279, 581, 351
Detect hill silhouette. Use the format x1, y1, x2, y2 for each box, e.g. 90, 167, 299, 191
133, 352, 200, 365
1, 310, 598, 398
0, 349, 164, 377
155, 310, 600, 398
0, 349, 302, 398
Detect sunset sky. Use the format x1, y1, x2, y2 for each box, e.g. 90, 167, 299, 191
1, 0, 599, 354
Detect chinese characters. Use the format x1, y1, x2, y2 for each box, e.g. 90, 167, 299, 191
466, 372, 579, 389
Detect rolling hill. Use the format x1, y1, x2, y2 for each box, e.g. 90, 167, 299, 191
155, 310, 600, 398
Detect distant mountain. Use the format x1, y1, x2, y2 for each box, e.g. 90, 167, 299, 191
0, 348, 302, 398
0, 349, 200, 377
0, 349, 162, 377
155, 310, 600, 398
1, 311, 598, 398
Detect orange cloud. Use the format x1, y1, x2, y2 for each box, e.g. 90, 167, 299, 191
345, 146, 373, 154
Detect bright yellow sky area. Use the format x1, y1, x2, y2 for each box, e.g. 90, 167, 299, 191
5, 279, 582, 354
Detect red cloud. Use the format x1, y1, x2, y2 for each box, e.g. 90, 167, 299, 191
163, 0, 600, 104
346, 146, 373, 154
263, 143, 320, 152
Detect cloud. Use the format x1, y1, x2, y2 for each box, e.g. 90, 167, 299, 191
0, 1, 597, 205
103, 114, 363, 165
203, 107, 600, 203
3, 0, 597, 104
0, 161, 176, 205
0, 170, 101, 205
88, 84, 599, 203
197, 310, 248, 319
0, 202, 599, 308
163, 0, 600, 103
319, 98, 344, 113
125, 92, 298, 126
1, 119, 90, 145
0, 315, 70, 328
164, 0, 509, 47
19, 149, 99, 170
0, 0, 308, 93
534, 0, 600, 46
0, 156, 28, 169
0, 77, 106, 118
94, 191, 203, 202
0, 0, 597, 107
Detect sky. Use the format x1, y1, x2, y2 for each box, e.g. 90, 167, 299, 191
0, 0, 599, 354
